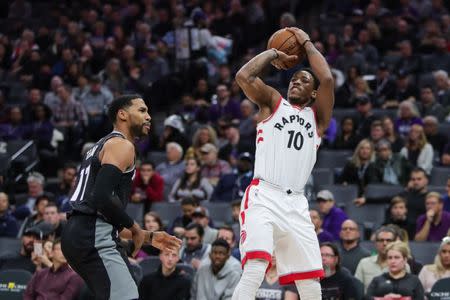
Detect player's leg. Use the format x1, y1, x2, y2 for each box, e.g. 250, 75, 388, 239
232, 259, 268, 300
294, 279, 322, 300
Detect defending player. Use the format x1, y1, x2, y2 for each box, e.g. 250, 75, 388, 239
61, 94, 181, 300
232, 27, 334, 300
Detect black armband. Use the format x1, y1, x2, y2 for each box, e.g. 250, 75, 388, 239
92, 164, 134, 229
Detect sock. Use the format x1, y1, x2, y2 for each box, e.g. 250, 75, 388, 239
232, 259, 268, 300
295, 279, 322, 300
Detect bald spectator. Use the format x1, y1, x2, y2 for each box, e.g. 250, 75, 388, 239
155, 142, 186, 199
309, 209, 334, 243
200, 143, 232, 187
317, 190, 348, 240
0, 192, 19, 237
43, 76, 63, 109
415, 192, 450, 242
423, 116, 448, 155
338, 220, 371, 275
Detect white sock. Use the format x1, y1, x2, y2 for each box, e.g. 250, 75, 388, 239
232, 259, 268, 300
295, 279, 322, 300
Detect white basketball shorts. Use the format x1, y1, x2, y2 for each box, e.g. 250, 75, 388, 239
239, 179, 324, 285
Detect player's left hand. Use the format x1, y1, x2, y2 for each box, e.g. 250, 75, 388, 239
271, 49, 297, 70
150, 231, 182, 253
286, 27, 310, 46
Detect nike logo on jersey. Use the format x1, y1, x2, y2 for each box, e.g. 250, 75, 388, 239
274, 115, 314, 138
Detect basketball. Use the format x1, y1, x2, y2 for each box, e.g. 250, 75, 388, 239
267, 28, 305, 69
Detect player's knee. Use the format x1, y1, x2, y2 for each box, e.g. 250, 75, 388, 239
242, 259, 268, 281
295, 279, 321, 300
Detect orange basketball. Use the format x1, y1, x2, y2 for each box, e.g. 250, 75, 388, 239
267, 28, 305, 69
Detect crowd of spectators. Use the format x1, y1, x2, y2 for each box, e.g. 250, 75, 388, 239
0, 0, 450, 299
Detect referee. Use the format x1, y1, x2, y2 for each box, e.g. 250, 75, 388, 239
61, 95, 181, 300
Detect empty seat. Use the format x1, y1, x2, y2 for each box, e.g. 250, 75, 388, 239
139, 256, 161, 277
409, 241, 440, 265
202, 202, 233, 227
312, 168, 334, 190
346, 204, 387, 229
126, 203, 145, 227
430, 167, 450, 186
0, 269, 33, 300
151, 202, 181, 226
315, 150, 352, 169
365, 184, 404, 202
317, 184, 358, 207
0, 237, 21, 258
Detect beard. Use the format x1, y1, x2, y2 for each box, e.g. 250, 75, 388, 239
130, 123, 147, 139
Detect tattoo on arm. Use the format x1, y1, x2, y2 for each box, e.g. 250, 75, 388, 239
304, 44, 320, 56
240, 50, 278, 82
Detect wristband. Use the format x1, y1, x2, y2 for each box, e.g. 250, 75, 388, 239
302, 40, 311, 47
272, 48, 279, 59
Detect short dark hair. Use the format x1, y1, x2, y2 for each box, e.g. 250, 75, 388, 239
181, 198, 198, 207
36, 195, 50, 206
186, 222, 204, 238
140, 160, 155, 169
45, 201, 59, 212
411, 167, 428, 179
231, 200, 241, 208
52, 238, 61, 249
320, 242, 341, 270
375, 225, 398, 240
212, 238, 230, 251
63, 162, 77, 171
219, 225, 235, 241
107, 94, 142, 124
302, 68, 320, 90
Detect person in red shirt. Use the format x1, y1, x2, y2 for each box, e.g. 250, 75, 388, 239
131, 161, 165, 208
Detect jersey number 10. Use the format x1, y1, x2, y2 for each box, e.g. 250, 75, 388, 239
287, 130, 304, 150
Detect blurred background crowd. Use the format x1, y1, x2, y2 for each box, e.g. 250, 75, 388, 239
0, 0, 450, 299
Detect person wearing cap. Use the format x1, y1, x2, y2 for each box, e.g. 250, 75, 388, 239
200, 143, 232, 186
218, 120, 255, 166
355, 95, 377, 138
191, 206, 218, 245
316, 190, 348, 241
141, 42, 169, 85
212, 152, 254, 202
309, 209, 334, 243
160, 114, 189, 152
24, 239, 84, 300
372, 62, 396, 107
390, 69, 418, 108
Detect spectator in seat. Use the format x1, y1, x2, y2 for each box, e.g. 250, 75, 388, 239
239, 99, 256, 142
332, 117, 359, 150
372, 139, 412, 186
366, 241, 424, 300
403, 168, 429, 225
255, 255, 287, 300
319, 242, 359, 299
22, 88, 45, 123
18, 194, 49, 237
131, 161, 164, 208
43, 202, 65, 239
135, 212, 163, 260
0, 192, 19, 237
400, 124, 434, 174
415, 192, 450, 242
339, 139, 378, 198
169, 157, 213, 203
208, 84, 241, 123
395, 100, 423, 139
213, 152, 253, 202
355, 96, 377, 138
169, 198, 199, 238
395, 40, 421, 81
372, 62, 396, 107
335, 40, 366, 76
185, 125, 218, 160
24, 239, 84, 300
388, 69, 418, 109
418, 236, 450, 293
138, 249, 191, 300
355, 226, 400, 292
0, 106, 31, 141
444, 178, 450, 212
423, 115, 448, 156
368, 120, 385, 146
417, 86, 446, 122
159, 115, 189, 152
383, 196, 416, 240
339, 219, 371, 275
442, 142, 450, 166
434, 70, 450, 108
218, 120, 254, 167
191, 239, 241, 300
191, 207, 218, 245
309, 209, 334, 243
46, 163, 77, 206
179, 223, 211, 271
200, 143, 232, 187
381, 116, 404, 153
316, 190, 348, 241
217, 225, 240, 261
155, 142, 186, 199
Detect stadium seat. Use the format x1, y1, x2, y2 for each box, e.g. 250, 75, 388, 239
0, 269, 33, 300
409, 241, 440, 265
312, 168, 334, 190
346, 204, 387, 231
429, 186, 447, 196
332, 109, 358, 125
317, 184, 358, 208
430, 167, 450, 186
126, 203, 145, 227
372, 109, 397, 121
147, 151, 166, 165
315, 150, 352, 169
429, 277, 450, 300
365, 184, 404, 202
151, 202, 181, 226
139, 256, 161, 277
202, 202, 233, 227
177, 263, 195, 278
0, 237, 21, 258
438, 123, 450, 140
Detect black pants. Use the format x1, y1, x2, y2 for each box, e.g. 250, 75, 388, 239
61, 214, 138, 300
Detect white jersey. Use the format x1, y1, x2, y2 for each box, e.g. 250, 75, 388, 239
254, 97, 321, 193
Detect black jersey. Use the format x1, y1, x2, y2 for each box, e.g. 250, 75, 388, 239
70, 131, 135, 219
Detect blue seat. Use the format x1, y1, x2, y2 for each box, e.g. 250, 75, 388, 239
430, 167, 450, 186
409, 241, 440, 265
202, 202, 233, 227
126, 203, 145, 227
0, 238, 21, 258
0, 269, 33, 300
317, 184, 358, 208
151, 202, 181, 227
315, 150, 352, 169
365, 184, 404, 202
312, 168, 334, 190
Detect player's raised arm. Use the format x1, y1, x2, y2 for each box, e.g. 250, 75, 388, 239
287, 27, 334, 137
235, 49, 296, 112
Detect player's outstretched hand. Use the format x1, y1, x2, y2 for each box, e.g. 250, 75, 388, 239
271, 49, 298, 70
130, 222, 146, 257
286, 27, 310, 46
151, 231, 182, 253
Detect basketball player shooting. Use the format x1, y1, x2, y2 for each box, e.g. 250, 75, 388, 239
232, 27, 334, 300
61, 95, 182, 300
